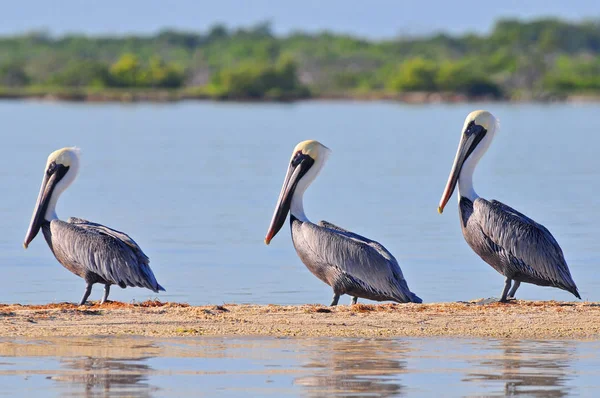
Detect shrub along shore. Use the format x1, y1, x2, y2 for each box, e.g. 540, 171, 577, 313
2, 18, 600, 102
0, 88, 596, 103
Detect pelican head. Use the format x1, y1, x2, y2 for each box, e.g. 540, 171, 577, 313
265, 140, 331, 245
438, 110, 498, 214
23, 147, 80, 249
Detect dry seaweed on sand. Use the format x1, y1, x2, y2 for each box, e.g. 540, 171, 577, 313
0, 300, 598, 339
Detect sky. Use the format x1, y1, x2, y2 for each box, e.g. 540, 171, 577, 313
2, 0, 599, 38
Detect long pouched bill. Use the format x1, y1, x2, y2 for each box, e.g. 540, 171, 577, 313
264, 163, 305, 244
438, 125, 485, 213
23, 170, 60, 248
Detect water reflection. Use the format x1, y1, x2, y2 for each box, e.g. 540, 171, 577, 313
464, 340, 575, 397
0, 337, 160, 397
51, 357, 155, 398
0, 337, 597, 396
296, 339, 408, 397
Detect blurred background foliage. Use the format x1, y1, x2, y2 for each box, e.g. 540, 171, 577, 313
1, 18, 600, 99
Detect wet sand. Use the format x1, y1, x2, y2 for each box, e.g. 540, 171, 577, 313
1, 300, 599, 339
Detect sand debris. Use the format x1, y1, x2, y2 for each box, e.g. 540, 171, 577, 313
0, 300, 598, 339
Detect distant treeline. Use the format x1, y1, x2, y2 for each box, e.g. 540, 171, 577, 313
1, 18, 600, 100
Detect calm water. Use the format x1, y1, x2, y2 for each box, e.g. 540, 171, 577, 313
1, 101, 600, 305
1, 336, 599, 397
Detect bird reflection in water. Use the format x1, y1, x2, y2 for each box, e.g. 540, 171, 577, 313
464, 340, 575, 397
295, 338, 408, 397
49, 356, 156, 398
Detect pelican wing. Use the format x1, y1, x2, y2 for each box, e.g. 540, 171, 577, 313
300, 220, 421, 303
473, 199, 579, 296
318, 220, 398, 265
50, 219, 164, 292
67, 217, 149, 263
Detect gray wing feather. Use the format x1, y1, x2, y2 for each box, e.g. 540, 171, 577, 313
298, 220, 421, 303
474, 199, 578, 294
52, 219, 164, 292
318, 220, 397, 266
67, 217, 150, 263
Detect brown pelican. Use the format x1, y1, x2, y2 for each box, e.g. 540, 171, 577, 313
438, 110, 580, 302
265, 140, 422, 306
23, 147, 165, 305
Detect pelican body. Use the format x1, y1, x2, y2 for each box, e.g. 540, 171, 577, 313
265, 140, 422, 306
23, 148, 165, 305
438, 111, 580, 302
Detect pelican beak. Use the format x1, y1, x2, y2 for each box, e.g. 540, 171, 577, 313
265, 153, 314, 244
23, 164, 68, 249
438, 122, 487, 213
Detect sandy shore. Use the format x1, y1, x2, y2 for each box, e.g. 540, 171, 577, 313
1, 300, 599, 339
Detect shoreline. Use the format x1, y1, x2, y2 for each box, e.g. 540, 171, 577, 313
1, 89, 600, 104
2, 300, 599, 339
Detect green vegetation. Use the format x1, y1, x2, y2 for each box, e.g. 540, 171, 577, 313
1, 18, 600, 100
205, 55, 309, 100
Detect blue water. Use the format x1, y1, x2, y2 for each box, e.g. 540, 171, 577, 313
1, 337, 598, 397
2, 101, 600, 397
1, 101, 599, 306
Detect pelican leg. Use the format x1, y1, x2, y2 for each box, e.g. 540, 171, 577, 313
499, 277, 512, 303
101, 284, 111, 304
352, 296, 358, 305
507, 281, 521, 299
330, 294, 340, 306
79, 283, 93, 306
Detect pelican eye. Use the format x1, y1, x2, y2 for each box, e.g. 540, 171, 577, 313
47, 161, 57, 175
464, 121, 475, 135
291, 151, 305, 167
465, 121, 487, 137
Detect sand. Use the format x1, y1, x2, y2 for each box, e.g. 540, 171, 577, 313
1, 300, 599, 339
